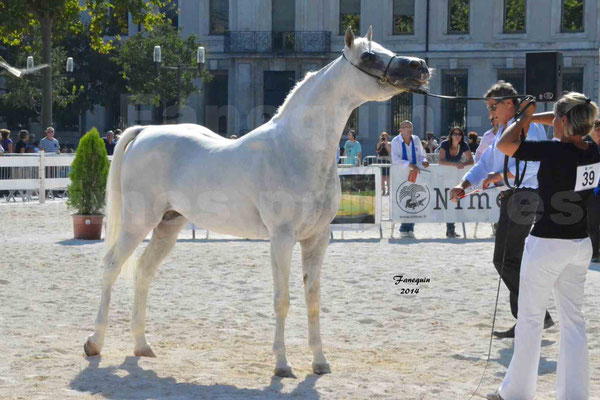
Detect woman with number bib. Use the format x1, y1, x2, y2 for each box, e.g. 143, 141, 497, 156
488, 93, 599, 400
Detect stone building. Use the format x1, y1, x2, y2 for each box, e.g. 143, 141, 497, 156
117, 0, 600, 156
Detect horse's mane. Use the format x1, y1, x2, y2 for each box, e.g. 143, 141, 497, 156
272, 70, 319, 119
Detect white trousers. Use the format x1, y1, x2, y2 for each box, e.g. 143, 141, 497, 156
499, 235, 591, 400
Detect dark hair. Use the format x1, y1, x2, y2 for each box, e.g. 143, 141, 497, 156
595, 119, 600, 129
468, 131, 478, 143
484, 80, 519, 106
447, 127, 466, 146
348, 130, 356, 139
19, 130, 29, 140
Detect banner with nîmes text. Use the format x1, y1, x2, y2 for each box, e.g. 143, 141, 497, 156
390, 164, 502, 223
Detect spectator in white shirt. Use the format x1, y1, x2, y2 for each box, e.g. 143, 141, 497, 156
474, 116, 499, 162
391, 120, 429, 238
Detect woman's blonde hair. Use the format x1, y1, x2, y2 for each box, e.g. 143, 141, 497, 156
380, 131, 389, 139
554, 92, 598, 137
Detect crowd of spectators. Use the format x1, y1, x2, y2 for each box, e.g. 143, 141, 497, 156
338, 117, 498, 238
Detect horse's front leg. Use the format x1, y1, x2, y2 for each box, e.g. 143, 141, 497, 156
300, 227, 331, 375
270, 226, 296, 378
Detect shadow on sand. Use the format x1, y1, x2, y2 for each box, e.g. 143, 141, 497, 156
452, 339, 557, 378
70, 356, 321, 400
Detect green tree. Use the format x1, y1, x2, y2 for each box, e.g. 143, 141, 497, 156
120, 22, 210, 123
0, 40, 75, 128
562, 0, 584, 31
0, 0, 171, 128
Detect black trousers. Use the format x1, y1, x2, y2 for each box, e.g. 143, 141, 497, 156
492, 189, 550, 321
587, 194, 600, 259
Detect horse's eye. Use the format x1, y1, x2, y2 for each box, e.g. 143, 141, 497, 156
360, 52, 376, 62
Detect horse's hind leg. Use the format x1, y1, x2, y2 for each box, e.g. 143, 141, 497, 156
132, 212, 187, 357
300, 228, 331, 375
84, 223, 153, 357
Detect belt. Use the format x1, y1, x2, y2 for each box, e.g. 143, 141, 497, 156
499, 187, 537, 200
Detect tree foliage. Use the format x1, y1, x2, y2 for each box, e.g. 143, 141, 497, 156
120, 22, 210, 111
67, 127, 110, 215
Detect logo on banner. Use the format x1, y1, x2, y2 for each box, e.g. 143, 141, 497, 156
395, 181, 430, 214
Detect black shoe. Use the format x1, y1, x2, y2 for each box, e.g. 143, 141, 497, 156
544, 316, 555, 329
446, 231, 460, 238
493, 325, 515, 339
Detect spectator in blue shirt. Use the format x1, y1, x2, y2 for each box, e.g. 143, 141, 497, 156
343, 130, 362, 166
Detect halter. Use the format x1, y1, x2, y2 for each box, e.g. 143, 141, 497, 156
341, 50, 397, 84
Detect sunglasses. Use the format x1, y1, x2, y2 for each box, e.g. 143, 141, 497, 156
486, 100, 504, 112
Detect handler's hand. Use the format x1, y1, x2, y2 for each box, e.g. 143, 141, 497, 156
517, 97, 536, 119
482, 172, 502, 189
449, 187, 465, 203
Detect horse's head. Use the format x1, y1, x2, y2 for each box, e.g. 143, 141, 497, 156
342, 26, 430, 101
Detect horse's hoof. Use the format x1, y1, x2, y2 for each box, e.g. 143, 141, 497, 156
312, 362, 331, 375
274, 365, 296, 378
134, 345, 156, 357
84, 338, 101, 357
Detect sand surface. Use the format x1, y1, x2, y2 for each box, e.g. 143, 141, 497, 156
1, 199, 599, 399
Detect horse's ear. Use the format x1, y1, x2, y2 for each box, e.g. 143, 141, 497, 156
365, 25, 373, 42
344, 26, 354, 48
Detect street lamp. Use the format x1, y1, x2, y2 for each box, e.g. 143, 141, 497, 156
152, 45, 206, 123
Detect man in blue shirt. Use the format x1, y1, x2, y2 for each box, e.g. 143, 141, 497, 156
449, 81, 554, 338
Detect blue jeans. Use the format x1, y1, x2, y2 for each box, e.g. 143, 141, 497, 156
446, 223, 455, 233
400, 223, 414, 232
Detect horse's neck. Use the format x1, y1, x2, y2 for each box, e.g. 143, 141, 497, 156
274, 59, 364, 157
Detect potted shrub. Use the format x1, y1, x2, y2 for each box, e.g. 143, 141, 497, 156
67, 128, 110, 240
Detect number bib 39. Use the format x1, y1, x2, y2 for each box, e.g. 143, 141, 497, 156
575, 162, 600, 192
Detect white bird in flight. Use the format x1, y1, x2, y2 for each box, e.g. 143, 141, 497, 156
0, 59, 48, 78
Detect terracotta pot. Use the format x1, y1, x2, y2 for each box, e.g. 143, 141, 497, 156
72, 214, 104, 240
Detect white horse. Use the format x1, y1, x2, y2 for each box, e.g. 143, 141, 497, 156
84, 26, 430, 377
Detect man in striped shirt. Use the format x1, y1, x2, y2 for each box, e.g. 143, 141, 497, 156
39, 127, 60, 154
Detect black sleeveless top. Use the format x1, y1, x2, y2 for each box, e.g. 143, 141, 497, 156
514, 140, 600, 239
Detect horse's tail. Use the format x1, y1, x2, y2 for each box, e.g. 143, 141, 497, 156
104, 126, 144, 279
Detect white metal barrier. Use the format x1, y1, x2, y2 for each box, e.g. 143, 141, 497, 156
0, 152, 80, 203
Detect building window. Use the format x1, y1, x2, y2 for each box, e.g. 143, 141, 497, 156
210, 0, 229, 35
442, 70, 468, 132
340, 0, 360, 35
561, 0, 584, 32
272, 0, 295, 51
391, 93, 413, 133
562, 68, 584, 93
503, 0, 526, 33
497, 69, 525, 95
343, 108, 359, 135
205, 71, 229, 135
447, 0, 469, 34
393, 0, 415, 35
264, 71, 296, 118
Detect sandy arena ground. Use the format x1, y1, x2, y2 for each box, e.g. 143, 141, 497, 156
1, 199, 599, 400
